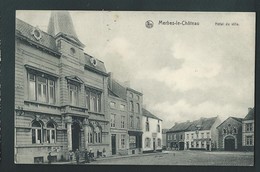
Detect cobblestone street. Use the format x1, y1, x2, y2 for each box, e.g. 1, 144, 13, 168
86, 150, 254, 166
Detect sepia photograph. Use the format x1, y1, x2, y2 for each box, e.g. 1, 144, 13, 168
15, 10, 255, 165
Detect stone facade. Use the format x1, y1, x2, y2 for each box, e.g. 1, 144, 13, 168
15, 13, 110, 163
242, 108, 254, 151
217, 117, 243, 151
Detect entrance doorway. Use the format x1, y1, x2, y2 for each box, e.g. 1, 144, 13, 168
186, 142, 189, 150
179, 142, 184, 150
153, 138, 156, 151
224, 136, 235, 151
72, 122, 81, 151
111, 134, 116, 155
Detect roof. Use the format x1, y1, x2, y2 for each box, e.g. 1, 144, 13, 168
162, 129, 169, 134
244, 107, 254, 120
47, 11, 85, 48
168, 116, 218, 133
217, 116, 243, 128
187, 117, 218, 131
16, 18, 59, 53
168, 121, 192, 133
142, 108, 162, 121
84, 53, 107, 75
110, 79, 127, 100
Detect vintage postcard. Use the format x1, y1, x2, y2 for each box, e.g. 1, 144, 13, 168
15, 10, 255, 165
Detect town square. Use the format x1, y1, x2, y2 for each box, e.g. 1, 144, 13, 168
14, 11, 255, 165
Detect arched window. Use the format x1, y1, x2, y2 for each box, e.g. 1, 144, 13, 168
46, 122, 56, 144
223, 128, 227, 134
145, 138, 151, 148
32, 121, 43, 144
95, 127, 102, 143
233, 127, 237, 134
157, 138, 161, 147
88, 126, 94, 143
130, 101, 134, 112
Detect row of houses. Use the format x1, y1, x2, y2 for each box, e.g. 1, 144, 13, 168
15, 11, 162, 164
165, 107, 255, 151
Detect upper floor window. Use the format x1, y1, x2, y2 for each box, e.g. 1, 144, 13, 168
120, 104, 125, 110
130, 101, 134, 112
246, 123, 253, 132
111, 114, 116, 128
173, 134, 176, 140
206, 132, 210, 138
136, 103, 140, 113
157, 124, 160, 133
245, 135, 253, 146
130, 116, 134, 128
201, 133, 204, 138
110, 101, 116, 108
86, 89, 102, 113
68, 83, 78, 106
180, 134, 183, 140
28, 73, 56, 104
121, 116, 125, 128
136, 117, 140, 129
223, 128, 227, 134
146, 121, 150, 132
233, 127, 237, 134
130, 93, 133, 98
187, 134, 189, 139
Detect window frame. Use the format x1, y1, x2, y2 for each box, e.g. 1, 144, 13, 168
32, 121, 43, 144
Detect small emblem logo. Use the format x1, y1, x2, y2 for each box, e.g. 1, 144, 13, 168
145, 20, 154, 28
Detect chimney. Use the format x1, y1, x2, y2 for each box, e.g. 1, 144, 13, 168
108, 72, 113, 90
248, 107, 253, 113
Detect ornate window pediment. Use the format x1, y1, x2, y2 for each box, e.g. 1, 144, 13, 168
66, 76, 84, 84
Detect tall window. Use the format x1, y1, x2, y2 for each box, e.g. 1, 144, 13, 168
46, 122, 56, 144
187, 134, 189, 139
110, 102, 116, 108
121, 135, 126, 149
246, 123, 253, 132
206, 132, 210, 138
145, 138, 151, 148
173, 134, 176, 140
111, 114, 116, 128
157, 123, 160, 133
95, 127, 102, 143
129, 136, 136, 149
68, 83, 78, 106
130, 116, 134, 128
157, 138, 161, 147
121, 116, 125, 128
32, 121, 42, 144
223, 128, 227, 134
233, 127, 237, 134
29, 73, 56, 104
246, 136, 253, 146
136, 103, 140, 113
130, 101, 134, 112
146, 121, 150, 132
86, 89, 102, 112
136, 117, 140, 129
201, 133, 204, 138
88, 126, 94, 143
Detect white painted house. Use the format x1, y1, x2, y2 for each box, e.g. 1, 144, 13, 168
142, 108, 162, 153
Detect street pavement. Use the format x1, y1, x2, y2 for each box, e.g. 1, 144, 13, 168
53, 150, 253, 166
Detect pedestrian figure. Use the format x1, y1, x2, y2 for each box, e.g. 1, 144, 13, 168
75, 149, 80, 164
47, 152, 52, 164
69, 150, 74, 163
84, 149, 90, 163
102, 148, 106, 157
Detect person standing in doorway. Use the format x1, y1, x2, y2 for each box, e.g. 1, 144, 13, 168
75, 149, 80, 164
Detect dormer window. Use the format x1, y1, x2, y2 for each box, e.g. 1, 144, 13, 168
32, 27, 42, 41
70, 47, 76, 55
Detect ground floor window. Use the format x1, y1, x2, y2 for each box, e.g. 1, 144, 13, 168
157, 138, 161, 147
145, 138, 151, 148
121, 135, 126, 149
191, 141, 194, 148
129, 136, 136, 149
45, 122, 56, 144
32, 121, 43, 144
246, 135, 253, 146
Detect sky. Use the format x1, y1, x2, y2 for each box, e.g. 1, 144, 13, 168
16, 11, 255, 129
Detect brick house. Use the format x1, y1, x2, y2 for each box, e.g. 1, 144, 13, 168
15, 12, 111, 163
142, 108, 162, 153
108, 74, 143, 155
166, 121, 191, 150
242, 107, 254, 151
217, 117, 243, 151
